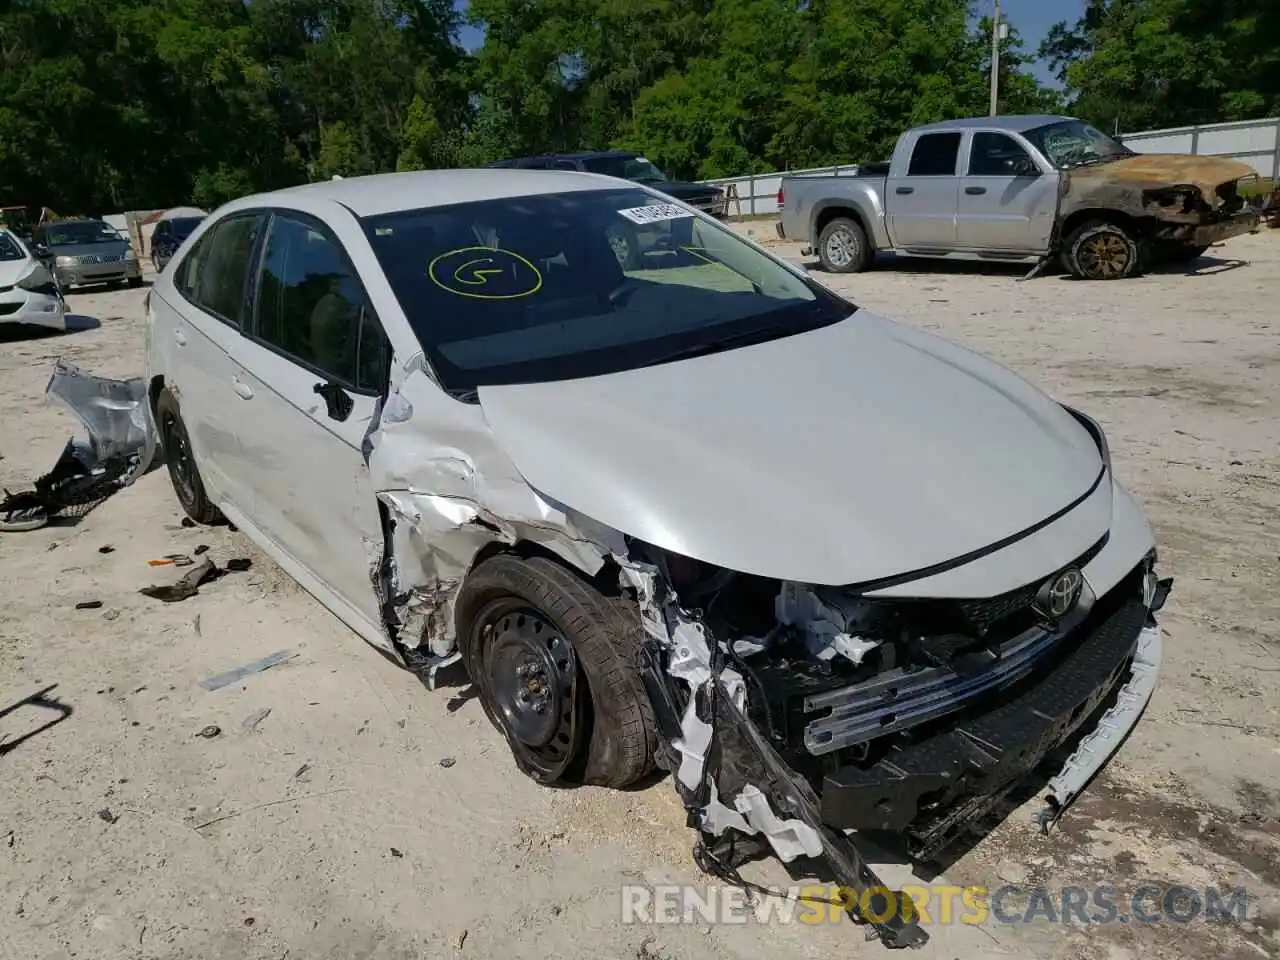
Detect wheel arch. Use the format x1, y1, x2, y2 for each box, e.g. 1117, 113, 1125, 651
812, 204, 873, 250
1058, 207, 1146, 246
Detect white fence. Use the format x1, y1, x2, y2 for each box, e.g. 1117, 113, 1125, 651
699, 117, 1280, 217
1119, 117, 1280, 180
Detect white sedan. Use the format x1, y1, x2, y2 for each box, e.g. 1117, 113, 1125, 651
0, 229, 66, 332
144, 170, 1170, 948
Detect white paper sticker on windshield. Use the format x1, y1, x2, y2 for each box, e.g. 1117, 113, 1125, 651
617, 203, 692, 225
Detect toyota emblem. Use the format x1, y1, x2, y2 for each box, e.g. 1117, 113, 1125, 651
1035, 567, 1084, 621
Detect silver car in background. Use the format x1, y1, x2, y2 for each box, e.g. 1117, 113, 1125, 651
31, 219, 143, 291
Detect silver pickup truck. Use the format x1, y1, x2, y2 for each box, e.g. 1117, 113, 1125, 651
777, 114, 1261, 280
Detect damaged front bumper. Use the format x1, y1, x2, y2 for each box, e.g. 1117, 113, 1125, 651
638, 558, 1170, 949
1192, 210, 1260, 246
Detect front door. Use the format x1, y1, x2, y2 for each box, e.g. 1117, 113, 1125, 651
230, 211, 392, 635
886, 131, 962, 250
956, 132, 1060, 253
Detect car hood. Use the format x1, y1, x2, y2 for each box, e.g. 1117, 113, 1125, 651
476, 312, 1104, 586
0, 257, 34, 287
1072, 154, 1259, 200
648, 180, 721, 200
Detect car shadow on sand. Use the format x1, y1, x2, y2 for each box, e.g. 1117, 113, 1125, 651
0, 314, 102, 343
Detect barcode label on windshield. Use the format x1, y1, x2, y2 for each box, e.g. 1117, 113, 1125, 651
617, 203, 693, 225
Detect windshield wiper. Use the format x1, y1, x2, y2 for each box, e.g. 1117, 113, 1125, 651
639, 327, 788, 367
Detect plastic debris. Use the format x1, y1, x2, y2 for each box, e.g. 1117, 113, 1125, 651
0, 361, 157, 533
75, 600, 103, 610
241, 708, 271, 733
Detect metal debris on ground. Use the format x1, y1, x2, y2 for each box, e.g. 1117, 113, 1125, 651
74, 600, 103, 610
198, 650, 297, 692
241, 708, 271, 733
0, 361, 157, 533
138, 555, 251, 603
196, 725, 222, 739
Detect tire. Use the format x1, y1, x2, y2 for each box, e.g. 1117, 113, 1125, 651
154, 389, 222, 525
817, 217, 872, 273
1065, 220, 1142, 280
455, 554, 657, 789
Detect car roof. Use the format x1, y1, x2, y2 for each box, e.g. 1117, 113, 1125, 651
911, 114, 1078, 135
250, 168, 625, 218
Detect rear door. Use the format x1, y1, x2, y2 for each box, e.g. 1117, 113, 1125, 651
957, 131, 1059, 253
160, 213, 267, 513
885, 131, 962, 249
229, 210, 392, 634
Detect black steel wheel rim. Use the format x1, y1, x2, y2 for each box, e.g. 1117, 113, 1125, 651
163, 415, 197, 506
480, 604, 579, 780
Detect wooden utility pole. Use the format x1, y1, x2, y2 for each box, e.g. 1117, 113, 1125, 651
989, 0, 1002, 116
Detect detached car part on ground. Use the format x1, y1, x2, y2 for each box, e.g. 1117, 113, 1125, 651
0, 361, 156, 532
144, 170, 1172, 949
777, 114, 1261, 280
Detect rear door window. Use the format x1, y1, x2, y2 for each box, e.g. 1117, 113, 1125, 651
176, 214, 265, 328
907, 133, 962, 177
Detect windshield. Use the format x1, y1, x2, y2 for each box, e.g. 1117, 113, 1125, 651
45, 220, 123, 246
0, 232, 25, 261
582, 156, 669, 183
362, 187, 851, 394
1024, 120, 1134, 169
169, 216, 204, 237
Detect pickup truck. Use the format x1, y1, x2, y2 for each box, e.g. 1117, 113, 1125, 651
776, 114, 1262, 280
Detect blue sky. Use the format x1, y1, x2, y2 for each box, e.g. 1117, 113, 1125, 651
453, 0, 1086, 86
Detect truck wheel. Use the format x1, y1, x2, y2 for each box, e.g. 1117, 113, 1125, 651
455, 554, 657, 789
1065, 221, 1141, 280
818, 218, 871, 273
155, 389, 223, 525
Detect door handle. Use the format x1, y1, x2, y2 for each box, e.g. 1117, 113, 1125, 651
965, 186, 988, 195
895, 186, 914, 195
232, 377, 254, 400
174, 328, 187, 346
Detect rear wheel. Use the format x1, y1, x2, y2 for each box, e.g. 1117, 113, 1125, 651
1065, 220, 1142, 280
817, 217, 872, 273
456, 554, 657, 788
155, 389, 222, 525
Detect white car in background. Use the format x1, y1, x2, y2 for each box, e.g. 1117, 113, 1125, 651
0, 229, 66, 332
144, 170, 1171, 949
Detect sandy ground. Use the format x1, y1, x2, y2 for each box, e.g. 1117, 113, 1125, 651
1, 233, 1279, 960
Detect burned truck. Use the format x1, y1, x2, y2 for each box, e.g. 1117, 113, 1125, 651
777, 114, 1260, 279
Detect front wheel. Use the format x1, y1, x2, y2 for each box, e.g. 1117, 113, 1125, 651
817, 217, 872, 273
1065, 220, 1142, 280
155, 389, 222, 525
455, 555, 657, 789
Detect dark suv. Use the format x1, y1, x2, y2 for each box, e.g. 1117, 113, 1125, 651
150, 215, 205, 272
482, 151, 726, 218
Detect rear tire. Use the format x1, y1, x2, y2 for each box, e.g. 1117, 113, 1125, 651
456, 554, 657, 789
155, 389, 222, 525
1065, 220, 1142, 280
817, 217, 872, 273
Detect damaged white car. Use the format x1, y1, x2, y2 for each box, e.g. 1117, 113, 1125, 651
144, 170, 1171, 948
0, 228, 66, 332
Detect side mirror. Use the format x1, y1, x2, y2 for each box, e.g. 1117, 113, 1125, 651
313, 381, 353, 422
